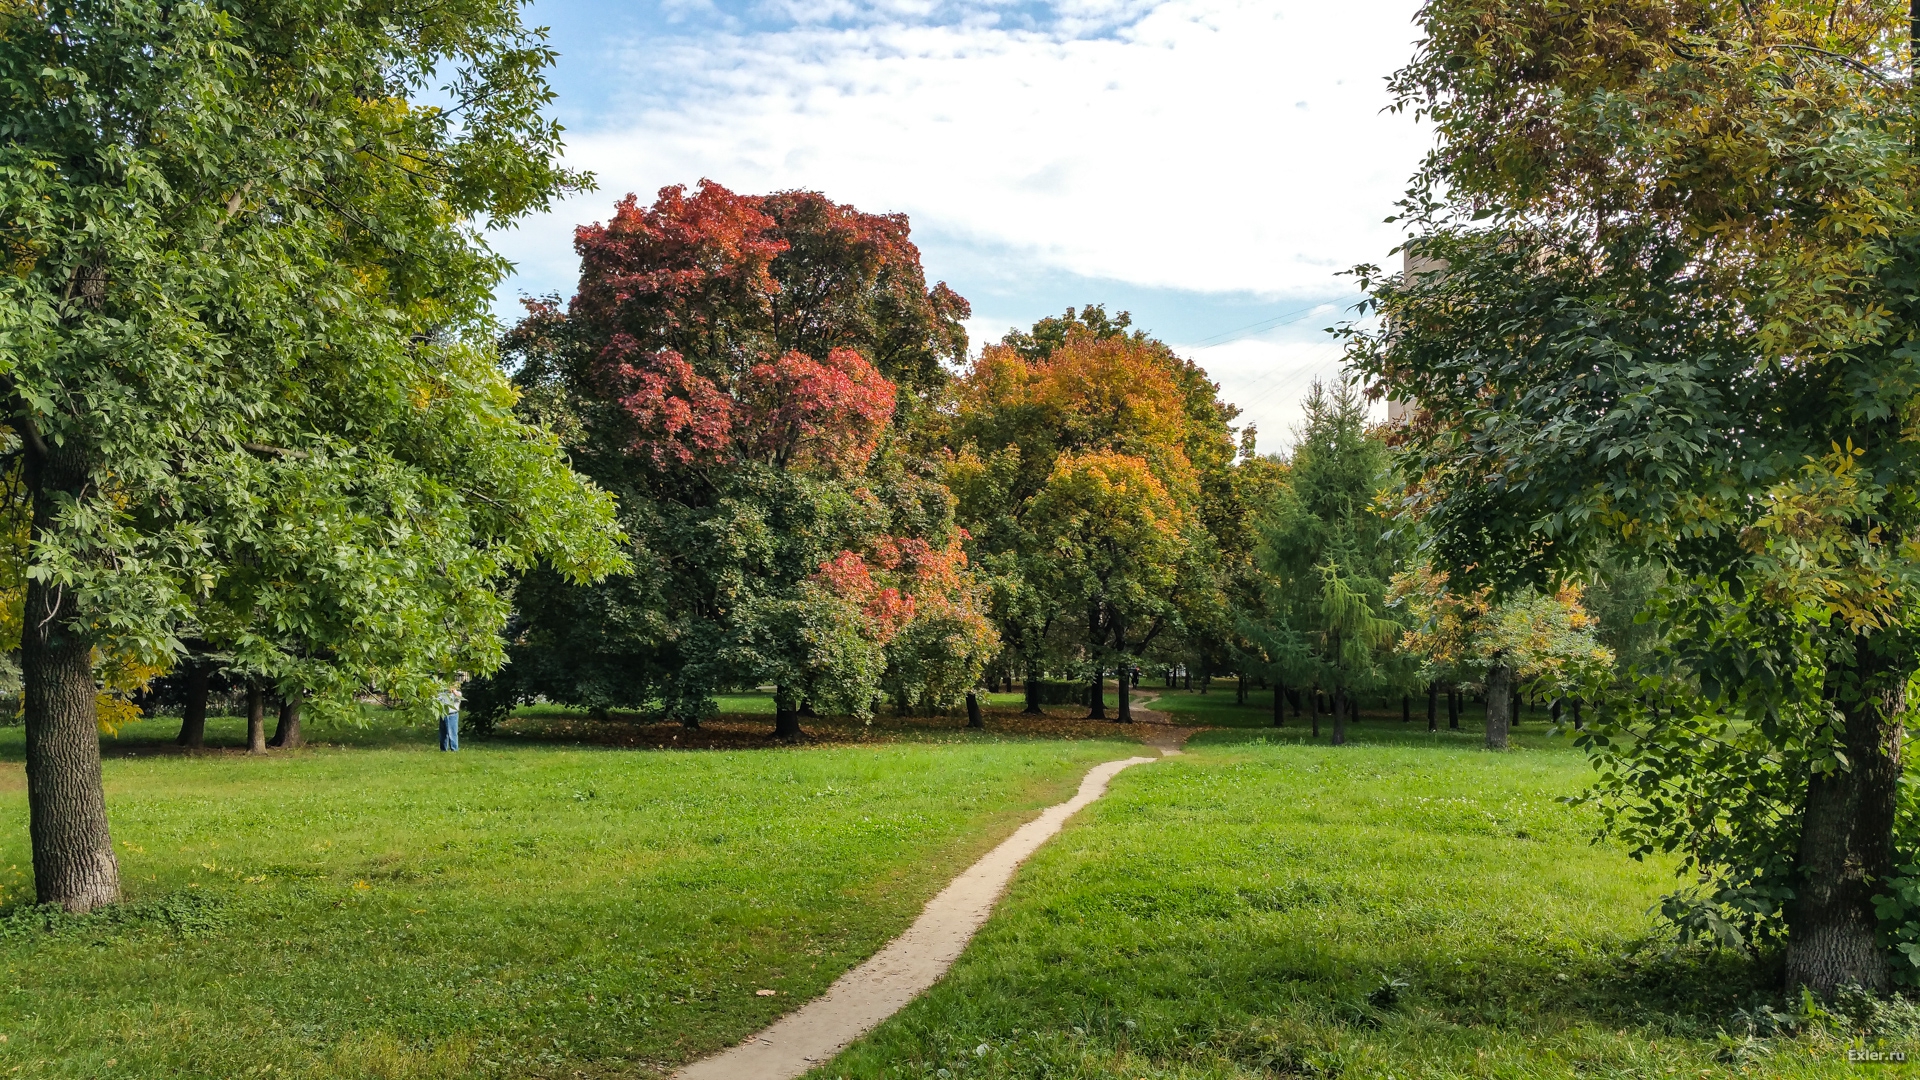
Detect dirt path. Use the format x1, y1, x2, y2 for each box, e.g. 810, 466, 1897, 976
672, 736, 1186, 1080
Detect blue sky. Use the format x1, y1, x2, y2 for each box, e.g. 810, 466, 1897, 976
490, 0, 1429, 449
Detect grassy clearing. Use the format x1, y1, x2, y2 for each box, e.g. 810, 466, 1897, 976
0, 714, 1138, 1079
818, 730, 1910, 1079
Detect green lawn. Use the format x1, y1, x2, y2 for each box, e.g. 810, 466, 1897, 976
817, 728, 1918, 1079
0, 714, 1137, 1079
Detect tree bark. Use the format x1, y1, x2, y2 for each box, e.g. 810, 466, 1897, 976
1086, 669, 1107, 719
1289, 688, 1301, 717
774, 685, 801, 740
1310, 686, 1320, 739
245, 682, 267, 754
1022, 674, 1043, 715
22, 557, 121, 912
1273, 683, 1285, 728
1484, 664, 1512, 750
175, 662, 210, 749
1448, 688, 1461, 730
1402, 694, 1411, 723
965, 691, 983, 729
1331, 686, 1348, 745
268, 690, 302, 749
1785, 630, 1907, 995
1427, 682, 1438, 732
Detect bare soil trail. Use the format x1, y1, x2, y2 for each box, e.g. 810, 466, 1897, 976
672, 722, 1194, 1080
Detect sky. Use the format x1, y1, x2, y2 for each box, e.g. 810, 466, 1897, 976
491, 0, 1432, 452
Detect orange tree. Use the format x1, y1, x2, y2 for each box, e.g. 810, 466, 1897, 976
1350, 0, 1920, 990
942, 308, 1243, 721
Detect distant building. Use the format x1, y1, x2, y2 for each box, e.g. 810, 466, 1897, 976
1388, 248, 1446, 424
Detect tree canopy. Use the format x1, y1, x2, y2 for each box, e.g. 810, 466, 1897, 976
0, 0, 627, 910
1349, 0, 1920, 992
493, 183, 992, 731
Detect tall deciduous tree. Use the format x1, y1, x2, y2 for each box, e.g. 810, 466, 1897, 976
1352, 0, 1920, 991
944, 310, 1241, 721
0, 0, 626, 910
495, 184, 986, 729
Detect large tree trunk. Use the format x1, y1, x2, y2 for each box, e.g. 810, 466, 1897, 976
774, 685, 801, 740
1331, 686, 1348, 745
1427, 682, 1438, 732
1785, 631, 1907, 995
22, 563, 121, 912
1448, 688, 1461, 729
1022, 674, 1042, 715
175, 661, 209, 749
1484, 664, 1511, 750
1086, 669, 1106, 719
1402, 694, 1411, 723
268, 690, 302, 749
965, 691, 983, 729
1273, 683, 1285, 728
1115, 666, 1132, 723
245, 682, 267, 754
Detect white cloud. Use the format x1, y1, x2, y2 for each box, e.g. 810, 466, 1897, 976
492, 0, 1429, 308
1174, 335, 1377, 455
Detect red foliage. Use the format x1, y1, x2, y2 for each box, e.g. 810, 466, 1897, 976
813, 551, 915, 641
571, 181, 786, 354
737, 348, 895, 473
597, 337, 735, 467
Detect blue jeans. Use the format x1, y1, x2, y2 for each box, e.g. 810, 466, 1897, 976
439, 711, 460, 751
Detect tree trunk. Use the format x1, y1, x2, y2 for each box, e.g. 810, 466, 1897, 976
1310, 686, 1320, 739
1402, 695, 1411, 723
1484, 664, 1511, 750
1331, 686, 1347, 745
1273, 683, 1285, 728
1572, 699, 1584, 731
245, 681, 267, 754
1023, 674, 1043, 715
1785, 631, 1907, 995
1086, 670, 1107, 719
1448, 689, 1460, 730
175, 662, 209, 749
1237, 673, 1246, 705
965, 691, 983, 729
1182, 668, 1190, 690
22, 557, 120, 912
1289, 688, 1301, 717
1116, 668, 1132, 723
774, 685, 801, 740
1427, 682, 1438, 732
268, 690, 303, 749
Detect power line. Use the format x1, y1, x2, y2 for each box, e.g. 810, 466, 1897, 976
1185, 293, 1365, 349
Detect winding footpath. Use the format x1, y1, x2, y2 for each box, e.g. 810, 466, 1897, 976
673, 699, 1195, 1080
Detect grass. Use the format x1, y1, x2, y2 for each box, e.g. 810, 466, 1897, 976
5, 693, 1903, 1078
0, 711, 1139, 1079
816, 726, 1919, 1079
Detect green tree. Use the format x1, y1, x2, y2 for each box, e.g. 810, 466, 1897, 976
1242, 381, 1404, 743
1350, 0, 1920, 990
0, 0, 625, 910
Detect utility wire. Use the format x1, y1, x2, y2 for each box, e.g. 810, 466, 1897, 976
1185, 293, 1365, 349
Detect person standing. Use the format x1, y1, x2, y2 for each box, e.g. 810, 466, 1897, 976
437, 683, 463, 751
